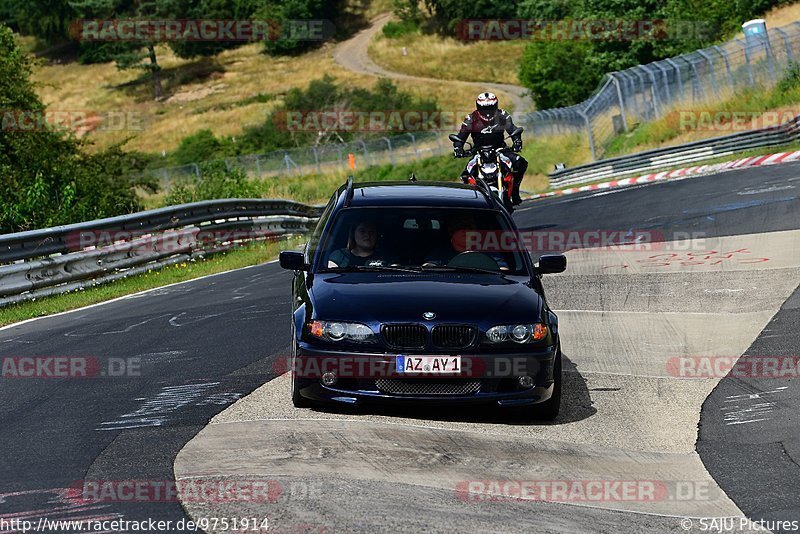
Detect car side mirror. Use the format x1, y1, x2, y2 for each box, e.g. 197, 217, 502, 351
280, 251, 307, 271
537, 254, 566, 274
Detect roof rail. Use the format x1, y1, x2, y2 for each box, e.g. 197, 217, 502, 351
473, 178, 500, 209
343, 175, 355, 207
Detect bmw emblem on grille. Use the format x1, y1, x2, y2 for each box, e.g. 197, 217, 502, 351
423, 312, 436, 320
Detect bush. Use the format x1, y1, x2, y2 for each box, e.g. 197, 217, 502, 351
163, 162, 260, 205
172, 129, 226, 165
776, 61, 800, 95
382, 20, 420, 38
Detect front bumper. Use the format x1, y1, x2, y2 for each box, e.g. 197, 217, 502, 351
292, 343, 557, 407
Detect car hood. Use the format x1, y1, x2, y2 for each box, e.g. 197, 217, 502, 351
309, 272, 542, 324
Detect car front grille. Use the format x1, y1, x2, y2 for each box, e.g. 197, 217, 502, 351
382, 324, 427, 349
432, 325, 477, 349
375, 378, 481, 396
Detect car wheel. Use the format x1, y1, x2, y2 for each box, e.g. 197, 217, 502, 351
291, 374, 313, 408
532, 350, 562, 421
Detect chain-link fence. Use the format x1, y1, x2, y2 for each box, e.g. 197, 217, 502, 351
150, 132, 449, 192
150, 21, 800, 185
523, 21, 800, 161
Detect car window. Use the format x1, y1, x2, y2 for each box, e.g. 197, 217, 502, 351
316, 207, 530, 275
306, 192, 337, 262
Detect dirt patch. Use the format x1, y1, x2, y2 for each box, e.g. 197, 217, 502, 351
165, 83, 227, 104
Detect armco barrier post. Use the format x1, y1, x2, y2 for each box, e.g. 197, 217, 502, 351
697, 50, 719, 98
283, 152, 292, 174
738, 38, 755, 86
765, 35, 775, 83
357, 140, 368, 165
621, 71, 640, 121
383, 137, 395, 165
774, 27, 793, 62
642, 65, 660, 117
714, 46, 735, 87
610, 74, 629, 132
312, 147, 321, 174
407, 133, 419, 160
655, 62, 672, 107
689, 57, 705, 103
665, 58, 683, 99
580, 110, 597, 161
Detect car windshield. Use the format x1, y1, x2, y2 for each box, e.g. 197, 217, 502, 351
317, 207, 530, 275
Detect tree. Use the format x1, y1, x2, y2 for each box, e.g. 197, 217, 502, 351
0, 24, 148, 232
258, 0, 343, 55
518, 40, 601, 108
422, 0, 521, 34
0, 0, 76, 44
70, 0, 171, 98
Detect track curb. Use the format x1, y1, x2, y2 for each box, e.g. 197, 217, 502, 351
525, 150, 800, 201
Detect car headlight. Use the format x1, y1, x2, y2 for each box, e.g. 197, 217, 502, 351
485, 324, 548, 344
308, 321, 375, 343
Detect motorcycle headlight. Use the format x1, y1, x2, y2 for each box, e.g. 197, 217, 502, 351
308, 321, 375, 343
485, 324, 548, 344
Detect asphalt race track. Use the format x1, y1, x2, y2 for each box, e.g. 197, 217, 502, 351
2, 162, 800, 533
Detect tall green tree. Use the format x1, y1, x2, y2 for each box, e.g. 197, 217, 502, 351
70, 0, 173, 98
0, 24, 149, 233
257, 0, 342, 55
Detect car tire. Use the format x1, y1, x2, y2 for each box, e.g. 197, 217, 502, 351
291, 375, 313, 408
532, 350, 562, 421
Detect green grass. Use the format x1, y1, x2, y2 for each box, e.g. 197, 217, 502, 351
0, 238, 300, 327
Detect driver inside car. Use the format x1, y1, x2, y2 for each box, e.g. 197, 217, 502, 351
327, 220, 395, 268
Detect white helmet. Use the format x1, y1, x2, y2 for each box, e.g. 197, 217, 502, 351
476, 92, 498, 121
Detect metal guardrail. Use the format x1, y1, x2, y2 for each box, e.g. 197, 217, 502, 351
0, 199, 323, 307
549, 114, 800, 188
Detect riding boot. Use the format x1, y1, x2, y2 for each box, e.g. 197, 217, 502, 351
512, 174, 523, 205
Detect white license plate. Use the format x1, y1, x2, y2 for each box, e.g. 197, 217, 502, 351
396, 355, 461, 374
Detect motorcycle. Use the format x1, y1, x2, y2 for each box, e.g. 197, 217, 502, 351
449, 127, 523, 213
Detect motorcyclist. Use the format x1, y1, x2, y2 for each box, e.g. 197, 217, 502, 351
452, 92, 527, 205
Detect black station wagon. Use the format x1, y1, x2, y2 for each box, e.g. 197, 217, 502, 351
279, 179, 567, 419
